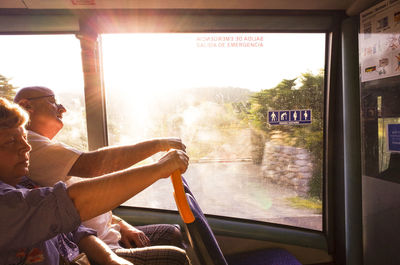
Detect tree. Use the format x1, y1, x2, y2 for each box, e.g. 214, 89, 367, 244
248, 71, 324, 198
0, 74, 18, 101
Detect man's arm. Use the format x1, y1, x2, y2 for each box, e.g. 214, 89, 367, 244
0, 182, 81, 251
79, 235, 132, 265
67, 149, 188, 222
69, 138, 186, 177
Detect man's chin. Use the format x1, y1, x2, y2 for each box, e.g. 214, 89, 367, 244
52, 119, 64, 134
57, 120, 64, 129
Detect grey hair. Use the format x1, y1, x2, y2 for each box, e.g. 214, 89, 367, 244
0, 97, 29, 129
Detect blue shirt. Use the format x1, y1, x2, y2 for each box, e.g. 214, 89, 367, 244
0, 178, 96, 265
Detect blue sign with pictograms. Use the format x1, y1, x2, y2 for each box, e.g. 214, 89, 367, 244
388, 124, 400, 152
268, 109, 312, 125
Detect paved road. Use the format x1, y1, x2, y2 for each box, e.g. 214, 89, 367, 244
124, 161, 322, 230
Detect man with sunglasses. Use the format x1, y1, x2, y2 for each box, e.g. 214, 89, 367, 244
14, 86, 190, 264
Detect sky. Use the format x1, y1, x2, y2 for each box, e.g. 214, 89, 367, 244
0, 33, 325, 95
101, 33, 325, 92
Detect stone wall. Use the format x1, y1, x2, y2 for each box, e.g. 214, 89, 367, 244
261, 142, 313, 196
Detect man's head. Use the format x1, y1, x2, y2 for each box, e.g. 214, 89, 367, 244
14, 86, 66, 139
0, 97, 31, 186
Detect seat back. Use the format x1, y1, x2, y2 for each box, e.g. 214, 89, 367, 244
185, 193, 228, 265
171, 171, 228, 265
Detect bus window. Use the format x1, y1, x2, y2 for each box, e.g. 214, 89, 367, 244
0, 35, 87, 151
102, 33, 325, 230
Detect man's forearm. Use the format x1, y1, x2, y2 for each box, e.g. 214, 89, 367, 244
79, 235, 114, 264
67, 163, 162, 221
67, 149, 188, 222
78, 235, 131, 265
69, 139, 161, 177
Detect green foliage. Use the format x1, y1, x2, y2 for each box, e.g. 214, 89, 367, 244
247, 70, 324, 199
0, 74, 18, 101
250, 129, 265, 164
286, 196, 322, 213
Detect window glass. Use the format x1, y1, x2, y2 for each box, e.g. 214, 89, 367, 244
102, 33, 325, 230
0, 35, 87, 150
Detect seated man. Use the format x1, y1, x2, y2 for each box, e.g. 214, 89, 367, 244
0, 97, 191, 265
14, 86, 187, 252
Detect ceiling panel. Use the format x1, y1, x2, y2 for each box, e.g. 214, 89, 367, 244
1, 0, 378, 16
23, 0, 355, 10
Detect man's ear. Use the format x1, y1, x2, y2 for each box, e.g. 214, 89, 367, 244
17, 99, 34, 114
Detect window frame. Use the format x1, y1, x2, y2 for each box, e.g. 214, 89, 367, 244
100, 31, 327, 229
88, 10, 342, 253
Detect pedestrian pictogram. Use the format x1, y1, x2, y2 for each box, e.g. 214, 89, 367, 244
269, 111, 279, 124
268, 109, 312, 125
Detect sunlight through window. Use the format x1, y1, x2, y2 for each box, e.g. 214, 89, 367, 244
102, 33, 325, 230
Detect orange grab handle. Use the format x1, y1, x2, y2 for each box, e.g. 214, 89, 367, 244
171, 171, 195, 224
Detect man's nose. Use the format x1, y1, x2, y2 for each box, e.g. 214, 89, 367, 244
19, 138, 32, 154
58, 104, 67, 113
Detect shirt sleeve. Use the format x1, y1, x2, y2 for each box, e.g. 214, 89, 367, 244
71, 225, 97, 244
28, 131, 82, 186
0, 182, 81, 252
